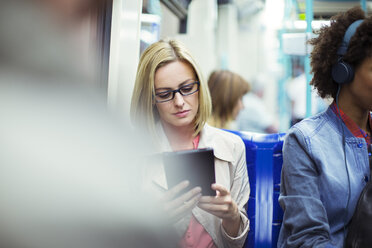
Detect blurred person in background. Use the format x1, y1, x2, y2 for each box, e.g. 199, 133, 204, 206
236, 74, 278, 133
278, 7, 372, 247
130, 39, 250, 248
286, 70, 327, 126
0, 1, 175, 248
207, 70, 250, 130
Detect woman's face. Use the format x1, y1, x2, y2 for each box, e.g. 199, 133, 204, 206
154, 61, 199, 130
232, 97, 244, 120
351, 56, 372, 111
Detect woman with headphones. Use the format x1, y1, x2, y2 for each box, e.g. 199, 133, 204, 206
131, 39, 250, 247
278, 7, 372, 247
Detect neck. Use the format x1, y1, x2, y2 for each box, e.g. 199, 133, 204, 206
338, 87, 371, 135
161, 121, 196, 151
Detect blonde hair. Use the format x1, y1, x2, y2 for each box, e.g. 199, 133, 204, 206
208, 70, 250, 129
130, 39, 212, 141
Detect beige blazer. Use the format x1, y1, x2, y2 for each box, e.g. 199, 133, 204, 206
144, 123, 250, 248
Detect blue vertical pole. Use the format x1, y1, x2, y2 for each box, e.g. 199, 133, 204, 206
277, 0, 295, 132
305, 0, 313, 117
360, 0, 367, 12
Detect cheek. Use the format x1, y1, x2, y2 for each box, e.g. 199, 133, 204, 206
190, 93, 199, 109
155, 103, 168, 117
238, 99, 244, 110
234, 105, 240, 116
354, 73, 372, 93
354, 66, 372, 89
350, 77, 372, 108
234, 100, 243, 113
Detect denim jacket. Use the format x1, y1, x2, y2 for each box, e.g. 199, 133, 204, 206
278, 107, 371, 248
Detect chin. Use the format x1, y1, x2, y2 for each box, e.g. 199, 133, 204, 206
170, 118, 194, 128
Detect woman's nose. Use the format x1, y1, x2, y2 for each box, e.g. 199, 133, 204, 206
173, 92, 185, 107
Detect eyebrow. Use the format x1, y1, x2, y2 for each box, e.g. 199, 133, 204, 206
155, 79, 196, 91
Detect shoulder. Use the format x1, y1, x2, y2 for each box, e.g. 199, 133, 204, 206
203, 124, 244, 147
283, 107, 342, 158
288, 107, 335, 140
201, 124, 245, 162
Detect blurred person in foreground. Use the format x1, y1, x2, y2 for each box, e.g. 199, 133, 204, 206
236, 75, 278, 133
278, 7, 372, 247
0, 1, 175, 248
207, 70, 250, 130
130, 39, 250, 247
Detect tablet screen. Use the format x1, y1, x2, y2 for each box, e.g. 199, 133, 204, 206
163, 148, 216, 196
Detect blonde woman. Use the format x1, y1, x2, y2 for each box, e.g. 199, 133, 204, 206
207, 70, 250, 129
131, 39, 250, 248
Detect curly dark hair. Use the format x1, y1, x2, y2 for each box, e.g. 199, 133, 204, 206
309, 6, 372, 99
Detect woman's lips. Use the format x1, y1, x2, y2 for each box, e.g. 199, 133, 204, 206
174, 110, 190, 118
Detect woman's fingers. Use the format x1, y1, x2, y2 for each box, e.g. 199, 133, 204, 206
162, 183, 238, 222
162, 180, 189, 201
198, 202, 229, 212
197, 208, 227, 219
169, 192, 202, 220
198, 184, 231, 204
197, 203, 232, 219
179, 186, 202, 204
197, 183, 239, 221
198, 201, 238, 220
211, 183, 229, 196
162, 184, 202, 222
198, 195, 227, 204
164, 186, 202, 211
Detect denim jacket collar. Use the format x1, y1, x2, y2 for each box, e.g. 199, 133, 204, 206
324, 107, 368, 145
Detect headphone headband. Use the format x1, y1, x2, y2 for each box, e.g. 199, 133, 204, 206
332, 19, 364, 84
337, 19, 364, 55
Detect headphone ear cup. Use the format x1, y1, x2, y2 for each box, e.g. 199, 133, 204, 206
332, 61, 354, 84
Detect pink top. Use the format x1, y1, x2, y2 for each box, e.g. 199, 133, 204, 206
178, 135, 216, 248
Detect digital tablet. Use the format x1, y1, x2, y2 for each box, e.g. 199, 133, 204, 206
163, 148, 216, 196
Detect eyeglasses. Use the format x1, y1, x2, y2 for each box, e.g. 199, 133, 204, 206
155, 81, 200, 103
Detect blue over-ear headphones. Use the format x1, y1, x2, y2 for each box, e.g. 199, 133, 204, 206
332, 19, 365, 240
331, 20, 364, 84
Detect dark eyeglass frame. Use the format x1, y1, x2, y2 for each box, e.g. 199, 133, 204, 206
154, 81, 200, 103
